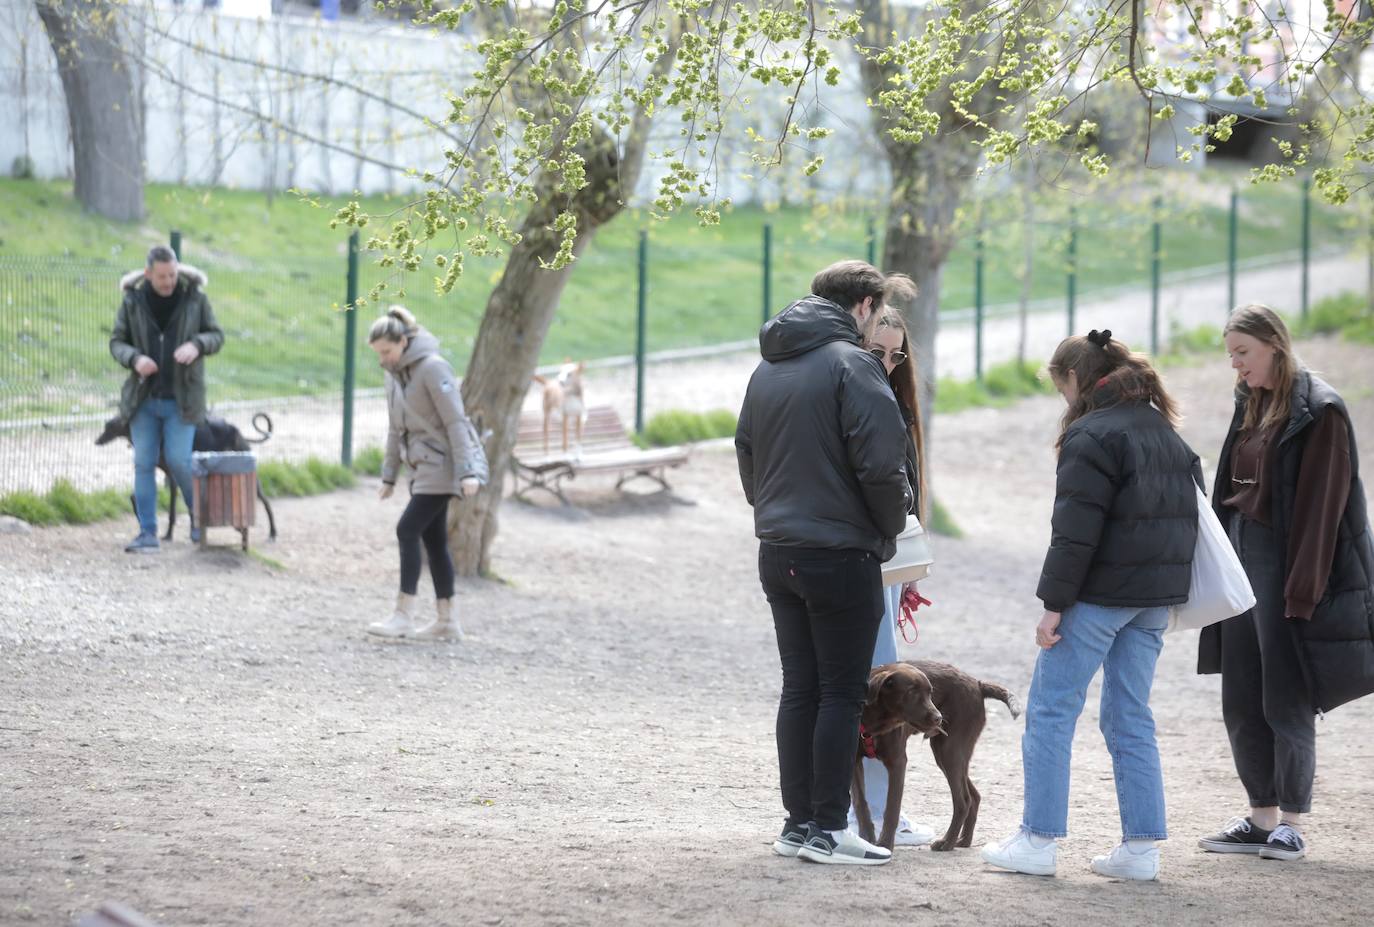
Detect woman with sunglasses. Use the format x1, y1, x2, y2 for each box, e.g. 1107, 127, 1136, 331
1196, 305, 1374, 862
849, 304, 936, 847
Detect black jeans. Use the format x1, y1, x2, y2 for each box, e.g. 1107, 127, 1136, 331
1221, 515, 1316, 814
759, 543, 885, 832
397, 493, 455, 599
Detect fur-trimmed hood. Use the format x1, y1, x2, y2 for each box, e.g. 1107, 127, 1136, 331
119, 264, 209, 293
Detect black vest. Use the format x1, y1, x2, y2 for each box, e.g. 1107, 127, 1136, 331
1199, 372, 1374, 713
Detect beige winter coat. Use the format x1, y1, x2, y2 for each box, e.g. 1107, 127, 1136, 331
381, 331, 489, 495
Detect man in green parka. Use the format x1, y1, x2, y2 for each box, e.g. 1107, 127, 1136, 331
110, 245, 225, 552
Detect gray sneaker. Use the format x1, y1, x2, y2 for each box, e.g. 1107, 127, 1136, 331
124, 533, 160, 554
796, 823, 891, 866
1258, 823, 1307, 861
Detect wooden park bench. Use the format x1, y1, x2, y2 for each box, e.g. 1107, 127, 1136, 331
510, 404, 690, 505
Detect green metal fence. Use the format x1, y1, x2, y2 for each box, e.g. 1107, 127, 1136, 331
0, 179, 1360, 497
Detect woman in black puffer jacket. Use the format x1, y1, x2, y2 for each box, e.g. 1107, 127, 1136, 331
982, 330, 1201, 883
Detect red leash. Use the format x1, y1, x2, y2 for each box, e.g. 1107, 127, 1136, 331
898, 585, 931, 645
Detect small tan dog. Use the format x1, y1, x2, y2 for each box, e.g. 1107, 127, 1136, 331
532, 361, 586, 454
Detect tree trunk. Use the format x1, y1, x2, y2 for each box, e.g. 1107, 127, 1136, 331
36, 0, 144, 221
447, 131, 630, 576
445, 30, 680, 576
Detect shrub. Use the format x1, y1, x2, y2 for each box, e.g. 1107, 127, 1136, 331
0, 491, 61, 526
1298, 293, 1374, 344
46, 479, 122, 524
928, 497, 962, 539
642, 409, 737, 447
353, 445, 384, 476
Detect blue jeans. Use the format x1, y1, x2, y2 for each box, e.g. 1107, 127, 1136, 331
130, 398, 196, 537
858, 583, 903, 823
1021, 601, 1169, 840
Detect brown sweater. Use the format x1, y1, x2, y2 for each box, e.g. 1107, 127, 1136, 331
1224, 405, 1353, 619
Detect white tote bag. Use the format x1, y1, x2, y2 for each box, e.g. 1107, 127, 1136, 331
881, 514, 934, 585
1168, 486, 1257, 633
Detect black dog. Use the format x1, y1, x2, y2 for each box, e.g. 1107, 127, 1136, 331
96, 412, 278, 541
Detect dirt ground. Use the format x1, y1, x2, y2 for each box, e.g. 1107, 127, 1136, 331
2, 336, 1373, 926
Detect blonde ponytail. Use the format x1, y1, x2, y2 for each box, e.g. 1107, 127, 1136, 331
368, 305, 419, 344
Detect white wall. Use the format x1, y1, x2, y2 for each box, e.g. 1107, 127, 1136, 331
0, 0, 888, 204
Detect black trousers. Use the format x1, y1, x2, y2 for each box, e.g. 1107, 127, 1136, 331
1221, 516, 1316, 814
397, 493, 455, 600
759, 543, 885, 832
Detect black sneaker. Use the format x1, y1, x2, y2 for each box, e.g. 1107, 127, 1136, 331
1258, 823, 1307, 861
1198, 816, 1272, 854
772, 819, 808, 858
796, 823, 891, 866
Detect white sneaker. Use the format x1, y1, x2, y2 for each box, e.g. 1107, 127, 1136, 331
367, 593, 417, 639
845, 809, 935, 848
981, 830, 1057, 876
796, 826, 892, 866
1091, 843, 1160, 881
895, 820, 936, 847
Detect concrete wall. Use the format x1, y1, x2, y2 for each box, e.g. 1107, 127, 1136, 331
0, 0, 890, 204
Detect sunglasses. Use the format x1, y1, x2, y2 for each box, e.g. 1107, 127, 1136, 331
868, 347, 908, 366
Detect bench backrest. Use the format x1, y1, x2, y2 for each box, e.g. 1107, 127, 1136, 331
513, 404, 633, 458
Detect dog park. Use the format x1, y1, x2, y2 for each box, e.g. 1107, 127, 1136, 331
7, 0, 1374, 923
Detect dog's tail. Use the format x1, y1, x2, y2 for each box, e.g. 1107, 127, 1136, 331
247, 412, 274, 444
981, 681, 1022, 720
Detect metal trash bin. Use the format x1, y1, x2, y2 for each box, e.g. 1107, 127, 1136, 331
191, 451, 257, 551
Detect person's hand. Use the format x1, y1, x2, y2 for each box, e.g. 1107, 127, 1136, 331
378, 483, 394, 500
459, 477, 480, 499
1036, 610, 1062, 649
134, 355, 158, 377
901, 580, 919, 600
174, 342, 201, 364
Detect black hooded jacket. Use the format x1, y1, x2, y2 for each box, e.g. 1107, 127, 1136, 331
735, 296, 912, 560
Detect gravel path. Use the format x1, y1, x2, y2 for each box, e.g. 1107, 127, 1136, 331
1, 337, 1372, 926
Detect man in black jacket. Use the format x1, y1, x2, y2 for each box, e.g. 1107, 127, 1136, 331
736, 259, 913, 866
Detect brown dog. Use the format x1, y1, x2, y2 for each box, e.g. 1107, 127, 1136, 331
852, 660, 1020, 851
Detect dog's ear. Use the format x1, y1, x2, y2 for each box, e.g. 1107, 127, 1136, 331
866, 665, 900, 707
575, 361, 585, 373
94, 417, 125, 446
532, 374, 548, 385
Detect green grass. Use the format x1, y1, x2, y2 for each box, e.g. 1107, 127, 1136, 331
0, 169, 1357, 420
0, 480, 129, 525
929, 497, 962, 539
1296, 292, 1374, 344
0, 455, 375, 527
641, 408, 738, 447
935, 359, 1054, 413
352, 445, 385, 476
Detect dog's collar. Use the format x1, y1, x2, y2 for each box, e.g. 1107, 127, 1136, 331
858, 723, 879, 759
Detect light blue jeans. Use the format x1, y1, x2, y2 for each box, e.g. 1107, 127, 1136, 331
1021, 601, 1169, 841
857, 583, 903, 824
130, 398, 196, 537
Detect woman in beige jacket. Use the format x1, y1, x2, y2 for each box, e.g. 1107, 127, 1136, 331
365, 306, 489, 640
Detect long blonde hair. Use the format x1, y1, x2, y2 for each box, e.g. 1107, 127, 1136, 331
866, 305, 928, 520
368, 305, 419, 344
1047, 330, 1180, 451
1224, 304, 1299, 433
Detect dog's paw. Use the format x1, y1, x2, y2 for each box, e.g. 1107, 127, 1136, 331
929, 838, 955, 852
